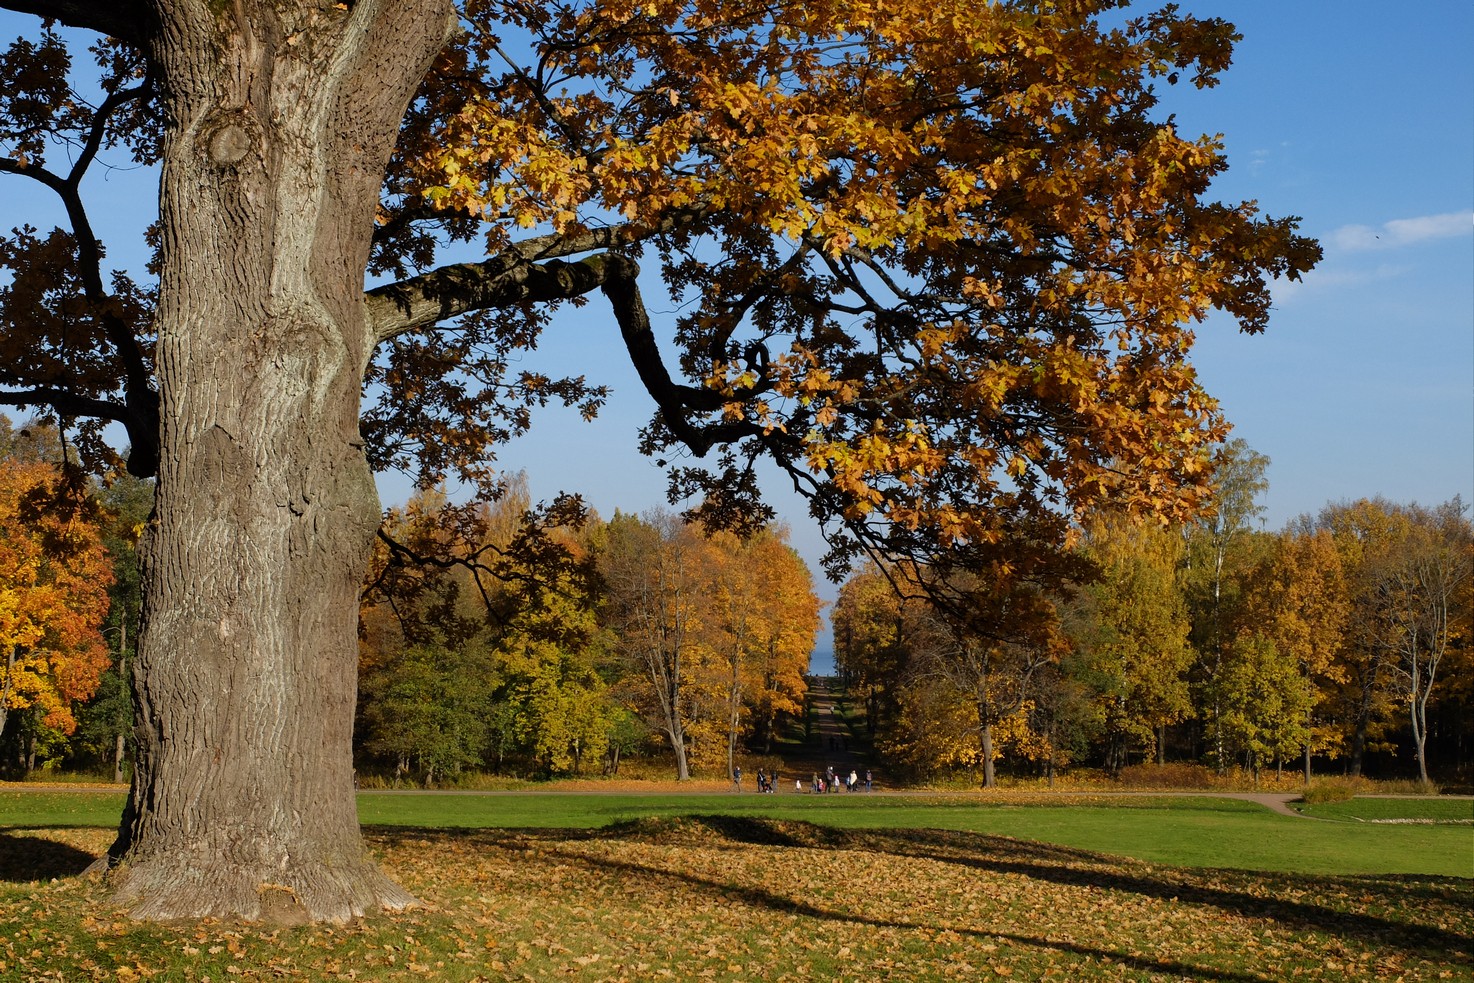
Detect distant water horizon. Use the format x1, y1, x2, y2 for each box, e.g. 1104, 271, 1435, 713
808, 646, 835, 677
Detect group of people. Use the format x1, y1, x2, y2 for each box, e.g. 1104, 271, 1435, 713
730, 765, 875, 793
731, 766, 782, 792
810, 766, 871, 793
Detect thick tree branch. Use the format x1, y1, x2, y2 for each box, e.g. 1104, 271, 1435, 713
0, 385, 157, 474
367, 251, 620, 343
0, 0, 148, 46
62, 79, 157, 400
599, 256, 763, 457
366, 209, 710, 341
0, 157, 65, 188
0, 387, 129, 423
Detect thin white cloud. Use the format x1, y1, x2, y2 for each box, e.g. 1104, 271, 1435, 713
1270, 263, 1409, 304
1328, 211, 1472, 251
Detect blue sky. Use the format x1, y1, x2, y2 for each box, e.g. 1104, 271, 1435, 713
3, 3, 1472, 667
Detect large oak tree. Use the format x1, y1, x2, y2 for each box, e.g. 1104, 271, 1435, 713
0, 0, 1316, 920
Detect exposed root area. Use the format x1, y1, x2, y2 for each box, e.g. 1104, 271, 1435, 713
107, 852, 417, 924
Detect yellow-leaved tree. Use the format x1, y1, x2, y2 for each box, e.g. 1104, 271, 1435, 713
1077, 513, 1193, 771
702, 525, 820, 774
1236, 525, 1350, 782
0, 433, 113, 759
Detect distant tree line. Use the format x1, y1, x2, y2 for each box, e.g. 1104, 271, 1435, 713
3, 412, 823, 784
7, 420, 1467, 789
347, 480, 822, 783
834, 440, 1474, 786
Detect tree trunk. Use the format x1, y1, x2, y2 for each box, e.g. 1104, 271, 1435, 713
979, 723, 995, 788
725, 648, 741, 782
666, 724, 691, 781
0, 647, 13, 741
113, 730, 126, 785
105, 0, 454, 922
1348, 698, 1371, 779
649, 647, 690, 781
1409, 639, 1432, 787
1413, 714, 1430, 786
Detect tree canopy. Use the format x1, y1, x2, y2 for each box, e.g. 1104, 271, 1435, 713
3, 0, 1316, 572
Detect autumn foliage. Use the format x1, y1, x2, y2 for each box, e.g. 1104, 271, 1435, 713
355, 485, 821, 783
365, 0, 1322, 590
3, 11, 1318, 730
0, 431, 112, 744
835, 443, 1472, 787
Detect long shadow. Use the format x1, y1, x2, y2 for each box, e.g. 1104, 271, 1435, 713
1326, 872, 1474, 906
0, 832, 97, 882
672, 813, 1111, 865
793, 823, 1474, 961
533, 840, 1275, 983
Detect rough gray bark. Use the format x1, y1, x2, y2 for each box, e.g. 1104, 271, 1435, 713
978, 721, 995, 789
101, 0, 455, 922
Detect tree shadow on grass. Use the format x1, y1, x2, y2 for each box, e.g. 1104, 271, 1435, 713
0, 831, 97, 882
389, 815, 1472, 975
848, 824, 1474, 960
1327, 872, 1474, 905
534, 840, 1274, 983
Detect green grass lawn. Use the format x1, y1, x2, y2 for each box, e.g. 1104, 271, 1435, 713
1294, 796, 1474, 823
4, 788, 1470, 878
0, 789, 122, 827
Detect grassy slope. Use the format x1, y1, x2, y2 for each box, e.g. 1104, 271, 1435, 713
4, 789, 1470, 878
357, 792, 1473, 878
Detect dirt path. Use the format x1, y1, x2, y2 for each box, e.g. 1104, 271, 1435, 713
1051, 790, 1305, 817
1205, 792, 1302, 817
760, 677, 875, 790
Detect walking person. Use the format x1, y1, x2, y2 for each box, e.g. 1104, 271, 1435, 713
733, 766, 742, 792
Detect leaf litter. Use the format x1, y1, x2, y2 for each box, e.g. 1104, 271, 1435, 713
0, 819, 1469, 981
